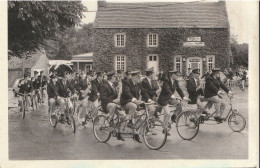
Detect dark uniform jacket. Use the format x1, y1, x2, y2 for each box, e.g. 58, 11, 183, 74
18, 80, 32, 94
157, 79, 185, 106
88, 78, 101, 102
141, 78, 158, 102
100, 80, 118, 113
47, 81, 59, 99
120, 79, 140, 106
32, 77, 41, 90
38, 75, 48, 87
57, 79, 75, 98
204, 74, 229, 98
186, 77, 204, 104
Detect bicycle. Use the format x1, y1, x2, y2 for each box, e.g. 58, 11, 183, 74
93, 102, 167, 150
76, 101, 102, 126
48, 96, 76, 133
176, 94, 246, 140
18, 93, 31, 119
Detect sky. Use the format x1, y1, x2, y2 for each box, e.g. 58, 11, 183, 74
80, 0, 251, 44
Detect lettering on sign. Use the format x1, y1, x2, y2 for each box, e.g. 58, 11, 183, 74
183, 42, 205, 47
187, 37, 201, 42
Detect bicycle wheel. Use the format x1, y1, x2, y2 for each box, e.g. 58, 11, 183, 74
77, 105, 86, 125
176, 111, 199, 140
228, 113, 246, 132
93, 115, 111, 143
49, 112, 58, 127
142, 118, 167, 150
22, 100, 26, 119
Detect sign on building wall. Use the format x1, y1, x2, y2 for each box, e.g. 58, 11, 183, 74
187, 37, 201, 42
184, 36, 205, 47
183, 42, 205, 47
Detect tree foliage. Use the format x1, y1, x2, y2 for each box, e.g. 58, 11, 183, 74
230, 35, 248, 69
8, 1, 86, 56
45, 23, 94, 60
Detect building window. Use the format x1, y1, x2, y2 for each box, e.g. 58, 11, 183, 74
147, 34, 158, 47
115, 55, 126, 71
114, 33, 126, 47
206, 55, 215, 71
174, 56, 182, 71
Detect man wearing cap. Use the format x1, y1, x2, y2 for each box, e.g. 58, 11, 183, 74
18, 73, 32, 111
120, 70, 143, 143
186, 69, 211, 116
157, 70, 189, 135
88, 71, 102, 118
204, 68, 233, 122
186, 69, 203, 104
100, 71, 125, 141
141, 67, 158, 117
47, 74, 59, 116
32, 71, 41, 103
56, 73, 76, 116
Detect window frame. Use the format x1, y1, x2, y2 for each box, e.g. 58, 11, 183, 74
114, 55, 126, 71
174, 55, 182, 72
206, 55, 215, 71
147, 33, 158, 47
114, 33, 126, 47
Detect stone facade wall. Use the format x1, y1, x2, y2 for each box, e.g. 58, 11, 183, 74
93, 28, 231, 75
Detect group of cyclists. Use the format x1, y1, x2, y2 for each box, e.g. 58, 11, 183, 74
17, 66, 234, 143
17, 71, 48, 111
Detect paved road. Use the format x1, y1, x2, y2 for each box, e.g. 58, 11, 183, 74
8, 89, 248, 160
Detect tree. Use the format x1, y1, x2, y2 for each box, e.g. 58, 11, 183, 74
230, 35, 248, 69
44, 23, 94, 60
8, 1, 87, 56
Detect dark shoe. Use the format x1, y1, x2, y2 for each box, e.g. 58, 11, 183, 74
154, 112, 159, 119
202, 111, 209, 115
133, 134, 142, 143
190, 117, 195, 122
127, 121, 134, 129
171, 114, 176, 123
162, 129, 171, 136
117, 133, 125, 141
214, 116, 224, 123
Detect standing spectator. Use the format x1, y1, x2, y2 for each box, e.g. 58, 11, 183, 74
241, 69, 247, 91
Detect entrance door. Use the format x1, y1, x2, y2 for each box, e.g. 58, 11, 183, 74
85, 64, 92, 73
147, 55, 159, 74
187, 57, 202, 77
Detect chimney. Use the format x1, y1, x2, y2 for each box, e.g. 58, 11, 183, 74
97, 0, 106, 11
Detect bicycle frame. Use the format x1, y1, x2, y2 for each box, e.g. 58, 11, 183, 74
200, 96, 237, 122
110, 103, 153, 135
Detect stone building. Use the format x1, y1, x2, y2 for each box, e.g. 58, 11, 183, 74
93, 1, 232, 76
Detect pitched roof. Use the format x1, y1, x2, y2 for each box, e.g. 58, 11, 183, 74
94, 1, 229, 28
71, 52, 93, 62
8, 49, 45, 70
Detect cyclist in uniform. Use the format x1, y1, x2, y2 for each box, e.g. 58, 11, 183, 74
141, 67, 158, 117
89, 72, 102, 118
57, 73, 77, 119
204, 68, 233, 122
120, 70, 143, 143
186, 69, 212, 117
18, 73, 32, 111
32, 71, 41, 103
100, 71, 125, 141
47, 74, 59, 116
38, 71, 48, 103
157, 70, 189, 135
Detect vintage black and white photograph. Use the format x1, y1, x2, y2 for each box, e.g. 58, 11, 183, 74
2, 0, 258, 166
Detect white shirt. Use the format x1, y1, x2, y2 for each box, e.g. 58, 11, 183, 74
108, 81, 114, 90
146, 77, 152, 87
